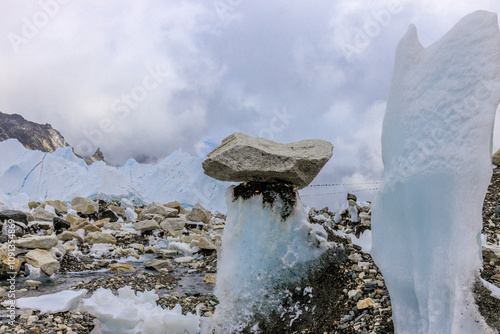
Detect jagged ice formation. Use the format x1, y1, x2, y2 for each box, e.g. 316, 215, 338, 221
372, 11, 500, 334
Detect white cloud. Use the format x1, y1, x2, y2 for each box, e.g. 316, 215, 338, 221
1, 0, 500, 192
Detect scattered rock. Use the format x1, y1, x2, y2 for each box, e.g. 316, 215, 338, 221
32, 206, 56, 222
28, 201, 40, 210
58, 231, 84, 244
110, 263, 135, 272
71, 197, 99, 215
25, 249, 60, 275
108, 204, 126, 218
99, 209, 119, 222
69, 218, 100, 233
174, 256, 194, 264
187, 203, 212, 224
0, 210, 28, 224
199, 237, 216, 251
14, 235, 58, 249
483, 244, 500, 265
25, 280, 42, 287
493, 148, 500, 165
138, 202, 178, 220
160, 217, 186, 232
103, 222, 122, 230
84, 232, 117, 245
202, 132, 333, 189
40, 200, 68, 215
53, 217, 71, 232
357, 298, 375, 310
145, 259, 175, 272
134, 219, 161, 231
93, 219, 110, 228
347, 193, 357, 202
165, 201, 187, 214
203, 274, 217, 284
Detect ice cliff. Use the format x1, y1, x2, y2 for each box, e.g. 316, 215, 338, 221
205, 183, 330, 332
0, 139, 228, 213
372, 10, 500, 334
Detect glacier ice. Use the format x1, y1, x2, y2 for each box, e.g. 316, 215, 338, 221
1, 289, 87, 313
0, 138, 229, 213
206, 185, 330, 332
371, 11, 500, 334
82, 286, 200, 334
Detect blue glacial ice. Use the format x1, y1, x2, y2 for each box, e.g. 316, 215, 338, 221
371, 10, 500, 334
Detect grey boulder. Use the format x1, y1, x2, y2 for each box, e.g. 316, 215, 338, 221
202, 132, 333, 189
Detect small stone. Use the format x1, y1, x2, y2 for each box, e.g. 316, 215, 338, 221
174, 256, 194, 264
58, 231, 84, 244
84, 232, 117, 245
25, 249, 60, 275
108, 204, 126, 218
32, 206, 56, 221
103, 222, 123, 230
203, 274, 217, 284
15, 235, 58, 249
110, 263, 136, 272
138, 202, 178, 220
165, 201, 187, 214
40, 200, 68, 215
99, 210, 119, 222
347, 193, 357, 202
134, 219, 161, 231
187, 203, 212, 224
160, 217, 187, 231
145, 259, 175, 272
27, 315, 39, 323
357, 298, 375, 310
199, 237, 217, 251
71, 197, 99, 215
53, 217, 71, 232
0, 210, 28, 224
348, 289, 362, 300
25, 280, 42, 287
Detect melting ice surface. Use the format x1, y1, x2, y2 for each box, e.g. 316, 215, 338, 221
205, 186, 331, 333
371, 11, 500, 334
83, 287, 200, 334
1, 289, 87, 314
0, 139, 228, 213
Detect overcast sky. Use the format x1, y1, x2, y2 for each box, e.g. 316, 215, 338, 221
2, 0, 500, 203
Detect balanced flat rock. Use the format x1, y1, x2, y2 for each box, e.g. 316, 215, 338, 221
202, 132, 333, 189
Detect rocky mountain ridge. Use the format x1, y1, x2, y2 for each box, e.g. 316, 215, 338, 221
0, 111, 103, 165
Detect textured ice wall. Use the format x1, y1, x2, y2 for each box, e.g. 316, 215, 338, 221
207, 185, 330, 333
372, 11, 500, 334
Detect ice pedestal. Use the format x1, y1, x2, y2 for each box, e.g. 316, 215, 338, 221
371, 11, 500, 334
206, 182, 330, 333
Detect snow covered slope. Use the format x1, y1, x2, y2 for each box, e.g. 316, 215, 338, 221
372, 11, 500, 334
0, 138, 229, 212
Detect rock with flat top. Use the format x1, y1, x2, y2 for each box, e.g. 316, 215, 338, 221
138, 202, 178, 220
25, 249, 60, 275
71, 197, 98, 215
202, 132, 333, 189
14, 235, 58, 249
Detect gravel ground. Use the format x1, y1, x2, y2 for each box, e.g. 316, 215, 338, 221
1, 168, 500, 333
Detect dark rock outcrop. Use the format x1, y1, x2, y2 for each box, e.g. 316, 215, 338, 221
0, 112, 69, 153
